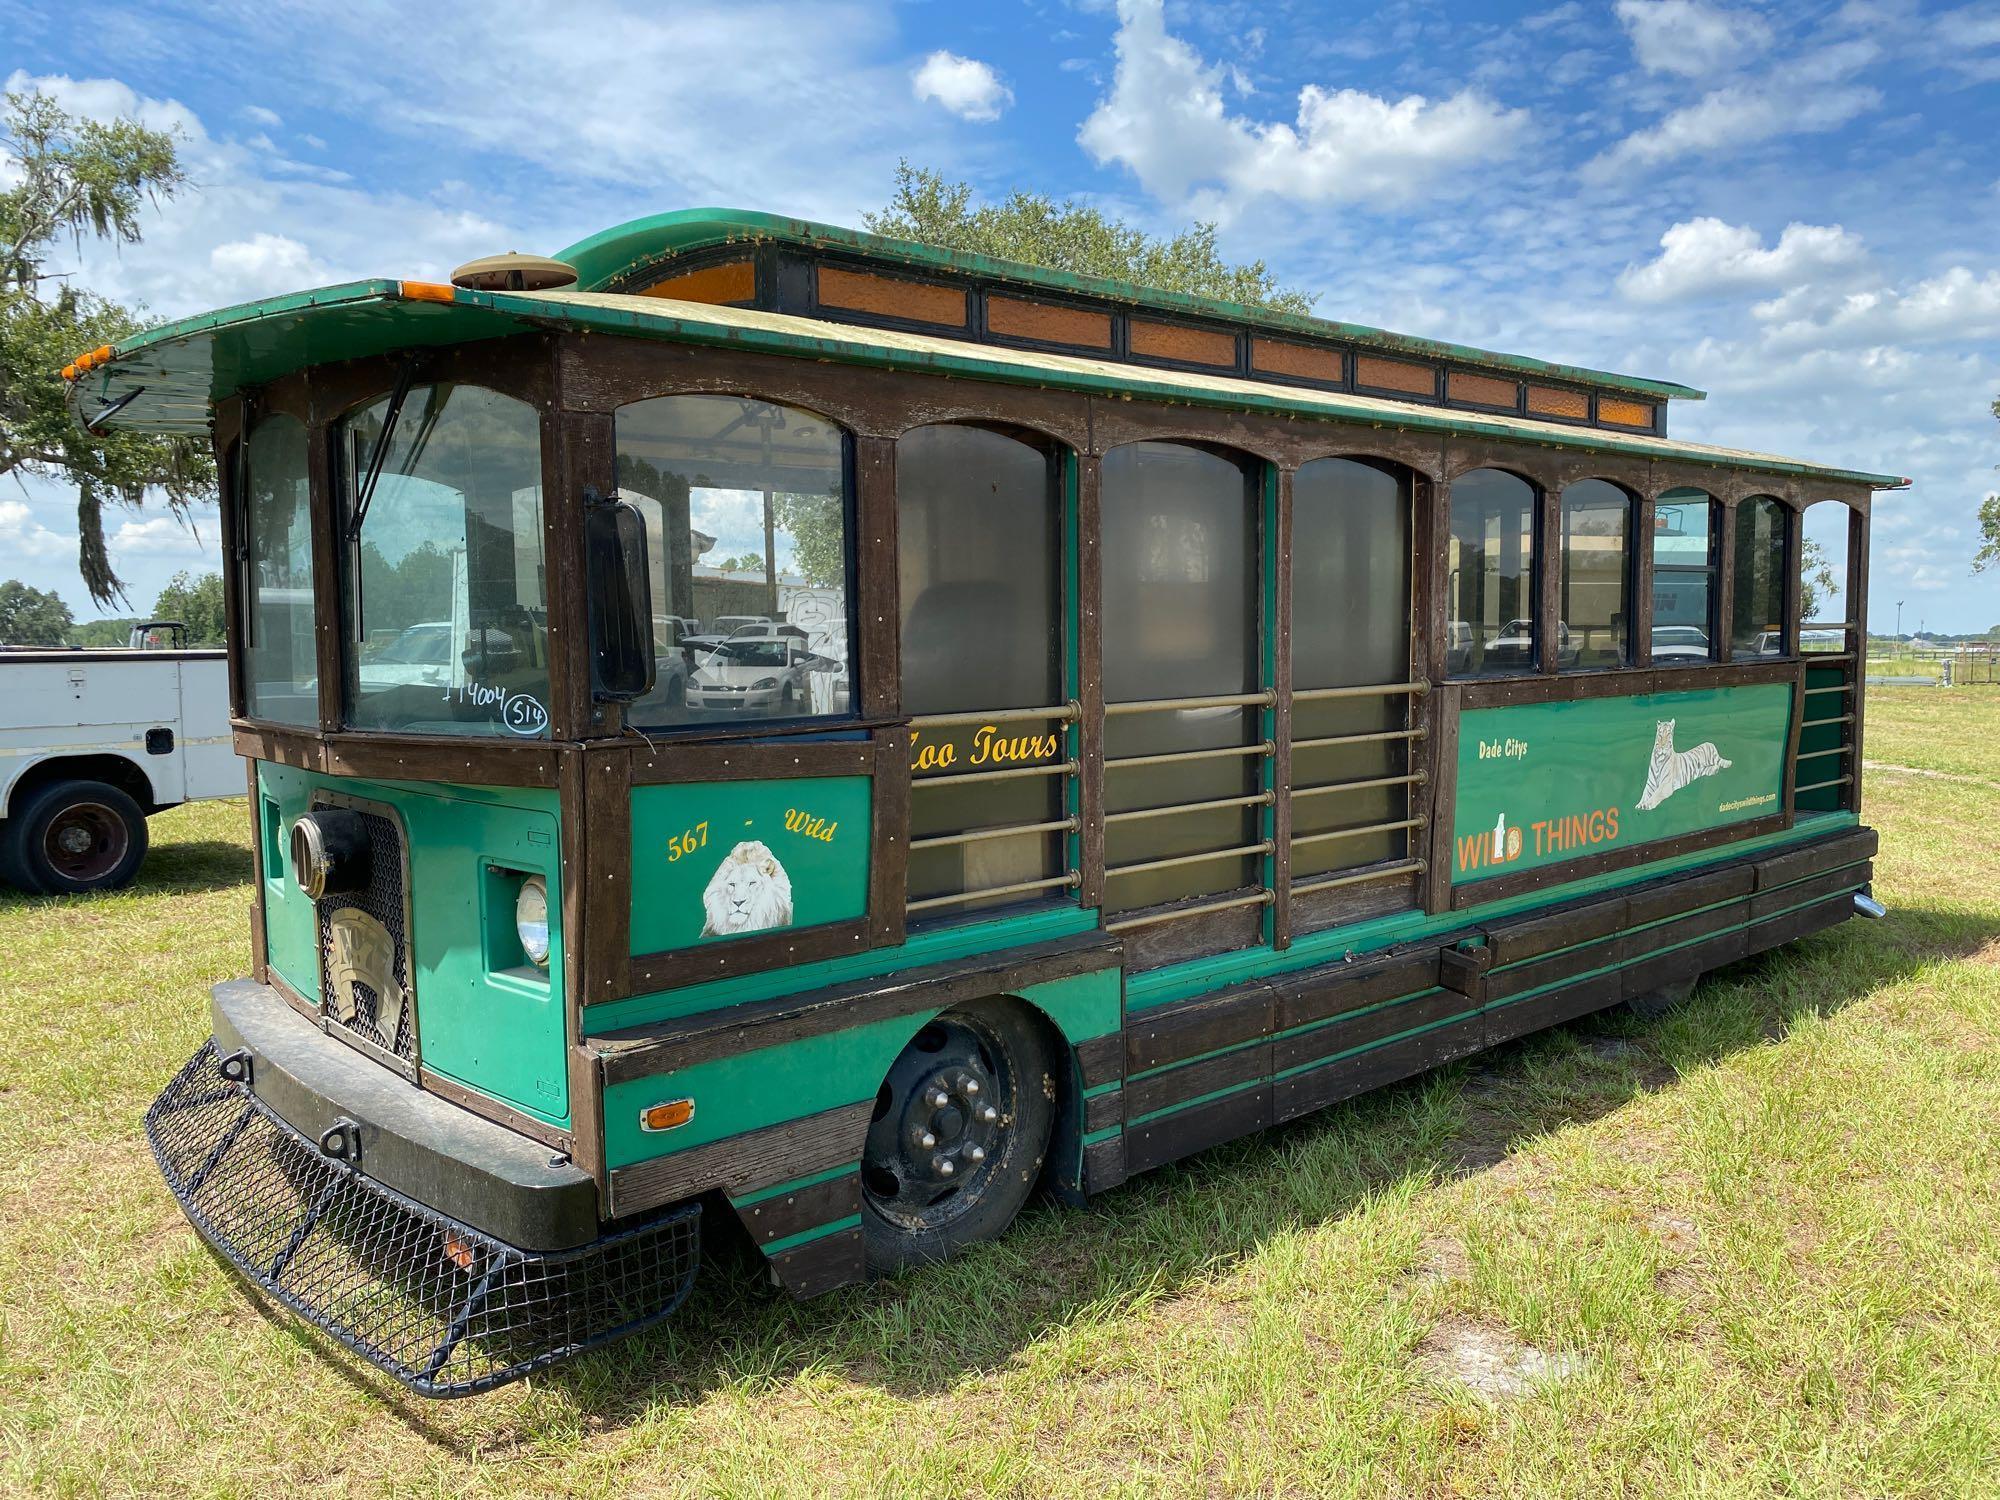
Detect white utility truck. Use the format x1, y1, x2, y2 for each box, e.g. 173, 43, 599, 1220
0, 623, 236, 893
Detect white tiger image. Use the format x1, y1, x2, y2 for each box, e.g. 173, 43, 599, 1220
699, 841, 795, 937
1636, 718, 1732, 811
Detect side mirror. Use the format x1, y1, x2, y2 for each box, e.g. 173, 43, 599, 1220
583, 487, 656, 703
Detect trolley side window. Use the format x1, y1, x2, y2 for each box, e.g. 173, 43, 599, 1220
1101, 442, 1260, 914
241, 413, 318, 725
615, 394, 853, 730
1291, 457, 1413, 876
1447, 468, 1539, 678
1732, 496, 1790, 658
339, 384, 550, 738
1558, 479, 1634, 671
1651, 489, 1718, 663
899, 424, 1067, 914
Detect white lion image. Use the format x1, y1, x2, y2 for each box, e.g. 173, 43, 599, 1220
699, 840, 795, 938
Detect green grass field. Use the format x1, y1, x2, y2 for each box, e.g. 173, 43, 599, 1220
4, 692, 1998, 1497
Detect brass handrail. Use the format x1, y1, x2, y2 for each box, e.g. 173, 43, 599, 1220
1105, 741, 1274, 771
1106, 689, 1276, 716
1290, 770, 1428, 801
908, 816, 1080, 852
1104, 840, 1274, 879
911, 759, 1078, 788
1291, 726, 1427, 752
1104, 790, 1276, 825
1293, 679, 1430, 702
1103, 888, 1273, 934
907, 870, 1081, 913
1289, 816, 1426, 850
1292, 858, 1426, 895
908, 702, 1080, 730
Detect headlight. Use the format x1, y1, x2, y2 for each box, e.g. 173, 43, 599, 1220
515, 875, 551, 968
751, 676, 780, 689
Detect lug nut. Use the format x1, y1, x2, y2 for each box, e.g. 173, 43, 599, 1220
931, 1090, 950, 1109
979, 1104, 999, 1123
917, 1130, 937, 1149
934, 1156, 955, 1176
959, 1076, 980, 1096
968, 1145, 986, 1163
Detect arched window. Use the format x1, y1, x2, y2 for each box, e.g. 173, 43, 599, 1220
240, 413, 316, 725
1447, 468, 1538, 677
1558, 479, 1634, 670
1650, 489, 1718, 663
1800, 499, 1853, 645
339, 385, 549, 737
898, 424, 1066, 911
1101, 442, 1260, 913
1731, 496, 1789, 658
614, 394, 852, 729
1291, 457, 1413, 876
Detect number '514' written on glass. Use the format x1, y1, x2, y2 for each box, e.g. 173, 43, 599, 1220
910, 724, 1061, 773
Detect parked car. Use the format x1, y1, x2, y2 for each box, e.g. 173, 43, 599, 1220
1651, 624, 1713, 662
1483, 619, 1578, 671
689, 637, 826, 715
726, 621, 808, 644
681, 613, 772, 654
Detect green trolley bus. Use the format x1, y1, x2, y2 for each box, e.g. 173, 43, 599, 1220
70, 209, 1897, 1396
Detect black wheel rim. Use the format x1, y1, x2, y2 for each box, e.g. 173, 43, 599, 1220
862, 1013, 1018, 1232
42, 802, 129, 883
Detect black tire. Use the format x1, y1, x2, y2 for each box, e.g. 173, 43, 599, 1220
860, 999, 1056, 1274
8, 779, 149, 895
1625, 975, 1696, 1021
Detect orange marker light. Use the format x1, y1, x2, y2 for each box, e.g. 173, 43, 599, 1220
399, 280, 457, 303
639, 1098, 695, 1132
60, 364, 77, 381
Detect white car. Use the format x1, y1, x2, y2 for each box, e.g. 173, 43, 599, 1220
690, 638, 821, 715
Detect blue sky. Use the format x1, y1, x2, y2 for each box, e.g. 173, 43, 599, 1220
5, 0, 1998, 633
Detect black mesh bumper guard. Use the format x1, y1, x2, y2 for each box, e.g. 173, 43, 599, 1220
144, 1041, 700, 1397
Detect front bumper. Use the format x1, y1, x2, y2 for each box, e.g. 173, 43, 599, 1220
145, 1003, 700, 1397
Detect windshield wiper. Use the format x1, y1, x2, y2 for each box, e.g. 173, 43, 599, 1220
346, 363, 416, 541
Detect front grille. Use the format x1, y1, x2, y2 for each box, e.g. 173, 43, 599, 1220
315, 805, 416, 1063
145, 1042, 702, 1397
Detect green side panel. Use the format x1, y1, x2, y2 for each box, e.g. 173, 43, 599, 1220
583, 902, 1097, 1034
255, 766, 320, 1005
253, 764, 570, 1129
1452, 684, 1792, 886
604, 970, 1122, 1173
628, 776, 872, 955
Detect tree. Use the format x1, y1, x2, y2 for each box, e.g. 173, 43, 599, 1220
151, 569, 227, 644
863, 162, 1315, 315
69, 615, 137, 647
1799, 535, 1837, 624
0, 578, 73, 644
0, 89, 213, 607
1977, 493, 1999, 575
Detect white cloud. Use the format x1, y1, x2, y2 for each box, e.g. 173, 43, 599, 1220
1756, 264, 2000, 349
1614, 0, 1774, 76
1588, 41, 1882, 176
910, 51, 1013, 122
241, 103, 283, 128
208, 233, 325, 298
1619, 217, 1868, 301
108, 514, 218, 558
1078, 0, 1529, 210
0, 499, 76, 561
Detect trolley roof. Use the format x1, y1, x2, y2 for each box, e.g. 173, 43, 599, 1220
60, 276, 1906, 491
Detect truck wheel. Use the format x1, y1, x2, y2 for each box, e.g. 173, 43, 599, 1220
8, 780, 149, 895
1625, 975, 1696, 1021
860, 999, 1055, 1275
